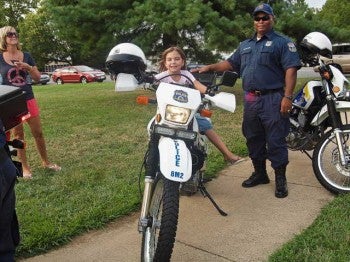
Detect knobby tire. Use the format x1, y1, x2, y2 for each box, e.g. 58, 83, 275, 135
141, 175, 180, 262
312, 125, 350, 194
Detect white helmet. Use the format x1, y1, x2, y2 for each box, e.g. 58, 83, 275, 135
300, 32, 332, 59
106, 43, 147, 82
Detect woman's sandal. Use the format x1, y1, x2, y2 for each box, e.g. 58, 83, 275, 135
44, 163, 62, 172
23, 172, 33, 179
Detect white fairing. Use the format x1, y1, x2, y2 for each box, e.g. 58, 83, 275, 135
311, 101, 350, 126
204, 92, 236, 112
158, 137, 192, 182
115, 73, 139, 92
156, 82, 201, 127
329, 65, 350, 97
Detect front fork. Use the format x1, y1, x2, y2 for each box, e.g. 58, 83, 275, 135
138, 134, 159, 233
138, 177, 154, 232
326, 93, 348, 165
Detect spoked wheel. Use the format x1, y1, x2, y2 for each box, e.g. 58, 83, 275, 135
312, 125, 350, 194
141, 175, 180, 262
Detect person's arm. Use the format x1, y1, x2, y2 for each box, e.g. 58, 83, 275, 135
280, 67, 297, 114
14, 61, 40, 82
193, 79, 207, 94
191, 60, 234, 73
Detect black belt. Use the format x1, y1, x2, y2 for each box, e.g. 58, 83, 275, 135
249, 88, 283, 96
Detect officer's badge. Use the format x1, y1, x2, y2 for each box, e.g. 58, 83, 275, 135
173, 90, 188, 103
265, 41, 272, 47
288, 42, 297, 52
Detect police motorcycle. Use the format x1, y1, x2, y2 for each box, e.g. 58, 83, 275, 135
0, 85, 29, 176
106, 43, 237, 261
287, 32, 350, 194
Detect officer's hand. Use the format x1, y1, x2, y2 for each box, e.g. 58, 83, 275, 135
190, 65, 211, 74
280, 97, 292, 116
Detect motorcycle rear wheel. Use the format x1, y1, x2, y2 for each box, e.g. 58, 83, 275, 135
141, 174, 180, 262
312, 125, 350, 194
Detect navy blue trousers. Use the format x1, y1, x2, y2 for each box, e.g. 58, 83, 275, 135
0, 155, 19, 262
242, 91, 289, 169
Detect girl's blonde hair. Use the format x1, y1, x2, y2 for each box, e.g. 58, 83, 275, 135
159, 46, 187, 72
0, 26, 21, 52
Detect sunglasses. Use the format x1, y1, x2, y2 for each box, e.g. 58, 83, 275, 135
254, 15, 270, 22
6, 32, 19, 38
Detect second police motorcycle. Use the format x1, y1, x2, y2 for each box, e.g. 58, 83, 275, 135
287, 32, 350, 195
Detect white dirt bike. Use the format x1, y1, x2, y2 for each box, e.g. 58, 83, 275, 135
135, 71, 237, 262
287, 32, 350, 194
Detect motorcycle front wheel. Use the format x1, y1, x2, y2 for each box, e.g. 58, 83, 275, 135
141, 174, 180, 262
312, 125, 350, 194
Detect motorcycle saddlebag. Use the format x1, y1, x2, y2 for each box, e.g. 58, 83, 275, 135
0, 85, 28, 131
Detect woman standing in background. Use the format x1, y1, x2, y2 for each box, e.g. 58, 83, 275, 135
0, 26, 61, 179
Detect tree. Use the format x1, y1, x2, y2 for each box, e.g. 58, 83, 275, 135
43, 0, 135, 68
18, 9, 70, 70
120, 0, 258, 63
317, 0, 350, 43
0, 0, 39, 28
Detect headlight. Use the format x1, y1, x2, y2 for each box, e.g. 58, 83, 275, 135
165, 105, 191, 124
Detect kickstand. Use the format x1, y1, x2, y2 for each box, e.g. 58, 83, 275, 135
198, 181, 228, 216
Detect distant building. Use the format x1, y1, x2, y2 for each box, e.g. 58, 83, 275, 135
44, 61, 70, 75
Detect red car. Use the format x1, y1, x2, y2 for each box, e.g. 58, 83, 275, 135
52, 65, 106, 84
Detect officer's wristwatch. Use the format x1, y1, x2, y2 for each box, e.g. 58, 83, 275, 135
284, 95, 293, 101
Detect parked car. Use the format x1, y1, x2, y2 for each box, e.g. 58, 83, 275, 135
51, 65, 106, 84
33, 73, 50, 85
314, 43, 350, 74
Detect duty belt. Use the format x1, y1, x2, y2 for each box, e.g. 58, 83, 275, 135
249, 88, 283, 96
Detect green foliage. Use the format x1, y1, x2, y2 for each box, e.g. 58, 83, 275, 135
317, 0, 350, 42
18, 9, 69, 70
7, 0, 350, 71
0, 0, 39, 28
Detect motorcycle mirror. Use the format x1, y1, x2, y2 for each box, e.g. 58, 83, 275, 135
218, 71, 238, 87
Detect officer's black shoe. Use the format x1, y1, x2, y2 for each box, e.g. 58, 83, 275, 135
275, 175, 288, 198
242, 172, 270, 188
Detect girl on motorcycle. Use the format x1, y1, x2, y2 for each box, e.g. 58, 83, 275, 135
155, 46, 244, 165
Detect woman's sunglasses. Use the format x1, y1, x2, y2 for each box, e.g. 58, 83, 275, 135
253, 15, 270, 22
6, 32, 19, 38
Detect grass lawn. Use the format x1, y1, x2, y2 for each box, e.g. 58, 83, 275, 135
13, 79, 349, 261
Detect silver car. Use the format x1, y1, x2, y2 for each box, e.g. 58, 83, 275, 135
314, 43, 350, 74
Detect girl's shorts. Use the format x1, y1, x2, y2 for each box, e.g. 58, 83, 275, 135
195, 115, 213, 133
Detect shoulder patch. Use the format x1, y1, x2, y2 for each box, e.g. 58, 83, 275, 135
288, 42, 297, 52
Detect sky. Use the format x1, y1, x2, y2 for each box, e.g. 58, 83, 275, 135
304, 0, 327, 9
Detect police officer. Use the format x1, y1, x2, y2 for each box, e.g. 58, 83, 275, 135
192, 3, 301, 198
0, 119, 20, 261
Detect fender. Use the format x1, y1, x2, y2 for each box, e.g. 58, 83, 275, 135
311, 101, 350, 126
158, 137, 192, 182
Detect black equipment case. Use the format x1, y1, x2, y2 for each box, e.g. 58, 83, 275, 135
0, 85, 28, 131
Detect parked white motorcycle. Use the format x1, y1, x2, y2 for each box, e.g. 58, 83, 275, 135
287, 32, 350, 194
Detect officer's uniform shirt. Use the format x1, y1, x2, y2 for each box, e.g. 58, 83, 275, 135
227, 29, 301, 91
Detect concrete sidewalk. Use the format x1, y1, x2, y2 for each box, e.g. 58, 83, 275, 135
22, 150, 333, 262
